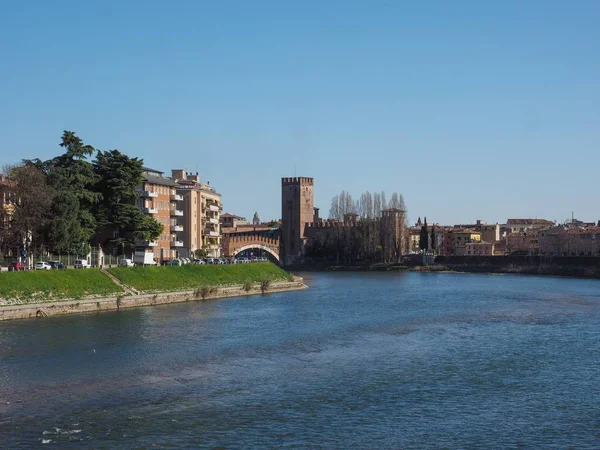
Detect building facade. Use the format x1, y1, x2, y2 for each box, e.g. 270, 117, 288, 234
452, 230, 481, 256
136, 168, 180, 262
465, 241, 495, 256
221, 213, 248, 229
172, 170, 222, 258
539, 226, 600, 257
505, 219, 554, 234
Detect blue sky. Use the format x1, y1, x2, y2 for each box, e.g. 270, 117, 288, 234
1, 1, 599, 225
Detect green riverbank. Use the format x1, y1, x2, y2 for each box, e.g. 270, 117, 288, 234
0, 263, 292, 305
108, 263, 290, 293
0, 269, 123, 304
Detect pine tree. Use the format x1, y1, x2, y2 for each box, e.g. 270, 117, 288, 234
431, 224, 437, 253
44, 131, 100, 255
93, 149, 162, 252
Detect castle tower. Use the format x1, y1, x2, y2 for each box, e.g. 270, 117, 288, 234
381, 208, 407, 263
281, 177, 314, 265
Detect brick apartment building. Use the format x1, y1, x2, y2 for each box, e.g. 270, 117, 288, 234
136, 168, 182, 262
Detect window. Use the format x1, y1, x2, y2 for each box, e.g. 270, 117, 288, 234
113, 231, 120, 238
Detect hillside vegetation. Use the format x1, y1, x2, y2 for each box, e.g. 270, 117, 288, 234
108, 262, 290, 292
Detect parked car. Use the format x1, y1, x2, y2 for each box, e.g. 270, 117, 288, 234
193, 259, 205, 265
169, 259, 181, 266
74, 259, 90, 269
35, 261, 52, 270
8, 260, 26, 271
49, 261, 66, 270
119, 258, 134, 267
205, 258, 214, 265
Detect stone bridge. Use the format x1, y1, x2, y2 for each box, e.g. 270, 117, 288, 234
222, 233, 280, 261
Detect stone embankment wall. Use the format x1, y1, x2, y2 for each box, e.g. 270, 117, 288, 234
0, 279, 306, 322
434, 256, 600, 278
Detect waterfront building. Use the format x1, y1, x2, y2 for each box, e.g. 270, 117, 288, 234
136, 168, 180, 262
506, 230, 541, 255
172, 169, 222, 258
465, 241, 495, 256
539, 226, 600, 257
453, 229, 481, 256
408, 227, 421, 253
280, 177, 408, 265
201, 184, 222, 257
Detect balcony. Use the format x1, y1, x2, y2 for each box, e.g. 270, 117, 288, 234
170, 209, 184, 217
209, 231, 220, 237
143, 207, 158, 214
172, 240, 184, 247
171, 225, 184, 232
171, 194, 183, 202
209, 218, 219, 225
138, 190, 158, 198
139, 240, 158, 247
209, 205, 219, 212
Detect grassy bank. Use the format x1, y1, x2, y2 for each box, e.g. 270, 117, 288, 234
0, 269, 123, 304
109, 262, 290, 292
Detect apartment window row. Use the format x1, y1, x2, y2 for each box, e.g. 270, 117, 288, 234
147, 185, 174, 196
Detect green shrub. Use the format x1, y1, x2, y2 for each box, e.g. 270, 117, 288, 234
260, 278, 271, 293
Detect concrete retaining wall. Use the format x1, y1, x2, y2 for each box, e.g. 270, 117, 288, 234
0, 279, 307, 322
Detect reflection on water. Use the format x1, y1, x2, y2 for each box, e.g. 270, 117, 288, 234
1, 272, 600, 448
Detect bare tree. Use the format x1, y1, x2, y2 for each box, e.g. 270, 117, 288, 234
328, 190, 355, 220
0, 163, 55, 258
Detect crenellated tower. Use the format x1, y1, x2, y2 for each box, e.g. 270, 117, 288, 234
281, 177, 314, 266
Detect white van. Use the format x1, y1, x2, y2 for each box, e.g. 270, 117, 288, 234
74, 259, 90, 269
133, 251, 157, 266
119, 258, 134, 267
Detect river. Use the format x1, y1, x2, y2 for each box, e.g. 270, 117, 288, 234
1, 272, 599, 448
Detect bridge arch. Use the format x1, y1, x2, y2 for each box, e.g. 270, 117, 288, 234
231, 244, 279, 262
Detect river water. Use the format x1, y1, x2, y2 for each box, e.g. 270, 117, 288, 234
1, 272, 599, 448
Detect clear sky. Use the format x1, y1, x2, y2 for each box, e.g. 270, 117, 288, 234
1, 1, 599, 225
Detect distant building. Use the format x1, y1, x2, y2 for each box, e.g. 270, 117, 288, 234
281, 177, 314, 265
453, 229, 481, 256
252, 212, 260, 225
505, 218, 554, 234
280, 177, 407, 265
465, 241, 494, 256
221, 213, 248, 228
506, 231, 541, 255
539, 226, 600, 257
